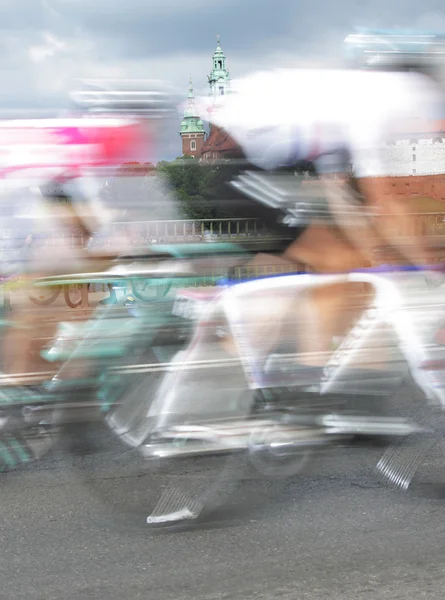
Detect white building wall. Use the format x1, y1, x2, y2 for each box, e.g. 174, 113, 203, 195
379, 138, 445, 176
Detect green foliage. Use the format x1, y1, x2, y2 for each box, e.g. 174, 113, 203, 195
157, 154, 263, 221
157, 157, 219, 220
112, 156, 319, 224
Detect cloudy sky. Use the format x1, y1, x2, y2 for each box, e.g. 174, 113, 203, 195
2, 0, 445, 159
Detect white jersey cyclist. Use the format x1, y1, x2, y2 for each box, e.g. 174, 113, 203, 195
198, 66, 443, 179
196, 32, 445, 272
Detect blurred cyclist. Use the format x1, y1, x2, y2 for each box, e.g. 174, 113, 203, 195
198, 31, 445, 365
3, 176, 113, 378
3, 80, 178, 379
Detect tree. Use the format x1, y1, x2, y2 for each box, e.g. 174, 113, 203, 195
156, 158, 216, 220
112, 155, 314, 224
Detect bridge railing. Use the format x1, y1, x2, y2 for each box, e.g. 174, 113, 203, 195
108, 218, 264, 243
99, 212, 445, 241
99, 213, 445, 248
2, 213, 445, 249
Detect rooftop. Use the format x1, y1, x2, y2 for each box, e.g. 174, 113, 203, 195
201, 126, 240, 155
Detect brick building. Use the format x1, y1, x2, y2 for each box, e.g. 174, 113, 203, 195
179, 78, 205, 158
180, 37, 234, 161
181, 41, 445, 201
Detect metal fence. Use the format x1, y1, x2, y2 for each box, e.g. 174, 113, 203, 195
108, 218, 265, 244
78, 212, 445, 247
3, 213, 445, 249
84, 213, 445, 246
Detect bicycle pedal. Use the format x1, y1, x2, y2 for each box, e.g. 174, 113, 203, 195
376, 433, 439, 490
147, 484, 203, 525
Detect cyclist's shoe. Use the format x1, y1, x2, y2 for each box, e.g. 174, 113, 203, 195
0, 408, 55, 472
99, 295, 118, 305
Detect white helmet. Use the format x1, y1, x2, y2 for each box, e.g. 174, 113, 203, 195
344, 29, 445, 77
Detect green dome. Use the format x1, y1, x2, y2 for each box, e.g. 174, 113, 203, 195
180, 116, 204, 134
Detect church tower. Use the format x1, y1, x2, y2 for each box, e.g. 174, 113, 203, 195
201, 36, 235, 162
207, 35, 231, 102
180, 78, 205, 158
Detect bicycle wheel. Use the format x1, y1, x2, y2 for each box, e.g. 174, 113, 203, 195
132, 278, 171, 302
72, 344, 251, 531
28, 286, 61, 306
64, 284, 83, 308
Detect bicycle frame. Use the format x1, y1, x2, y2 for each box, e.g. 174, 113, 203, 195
228, 268, 445, 400
149, 266, 445, 432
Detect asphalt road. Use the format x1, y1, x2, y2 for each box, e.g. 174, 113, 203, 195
2, 395, 445, 600
1, 292, 445, 600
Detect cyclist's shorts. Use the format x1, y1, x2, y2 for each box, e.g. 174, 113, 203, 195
198, 146, 355, 253
199, 158, 309, 252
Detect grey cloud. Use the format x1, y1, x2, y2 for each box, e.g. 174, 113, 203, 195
36, 0, 445, 59
1, 0, 445, 154
4, 0, 445, 68
45, 0, 289, 60
0, 1, 47, 30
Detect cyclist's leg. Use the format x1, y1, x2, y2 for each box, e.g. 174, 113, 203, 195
282, 222, 373, 366
296, 281, 376, 366
282, 220, 371, 272
2, 276, 60, 380
219, 223, 371, 367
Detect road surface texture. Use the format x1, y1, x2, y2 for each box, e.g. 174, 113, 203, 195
2, 395, 445, 600
1, 289, 445, 599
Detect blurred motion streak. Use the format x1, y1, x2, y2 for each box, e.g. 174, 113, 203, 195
3, 39, 445, 534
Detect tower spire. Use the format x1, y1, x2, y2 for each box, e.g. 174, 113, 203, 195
208, 34, 230, 102
180, 74, 205, 158
184, 76, 197, 113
